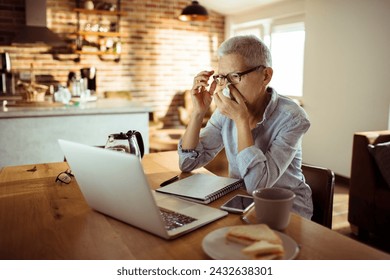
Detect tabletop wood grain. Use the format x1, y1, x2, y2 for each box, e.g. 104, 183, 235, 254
1, 151, 389, 260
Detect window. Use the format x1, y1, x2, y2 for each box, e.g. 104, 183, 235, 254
269, 23, 305, 97
233, 26, 263, 38
231, 19, 305, 97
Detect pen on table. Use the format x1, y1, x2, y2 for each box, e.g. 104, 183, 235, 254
160, 175, 179, 187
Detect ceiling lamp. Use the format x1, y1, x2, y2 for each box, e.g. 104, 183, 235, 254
178, 1, 209, 22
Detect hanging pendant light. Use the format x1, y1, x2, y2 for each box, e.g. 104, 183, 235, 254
178, 1, 209, 22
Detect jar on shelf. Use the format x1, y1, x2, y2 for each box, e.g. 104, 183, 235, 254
84, 1, 94, 10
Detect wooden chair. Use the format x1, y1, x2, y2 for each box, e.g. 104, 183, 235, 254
302, 163, 335, 228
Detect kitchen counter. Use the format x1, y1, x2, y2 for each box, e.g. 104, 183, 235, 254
1, 99, 150, 118
0, 99, 152, 167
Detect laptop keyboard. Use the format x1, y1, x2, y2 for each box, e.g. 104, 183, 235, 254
159, 208, 197, 231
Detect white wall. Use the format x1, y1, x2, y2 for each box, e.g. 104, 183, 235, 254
303, 0, 390, 177
226, 0, 390, 177
225, 0, 305, 35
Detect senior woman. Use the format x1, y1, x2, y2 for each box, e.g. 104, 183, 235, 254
178, 35, 313, 219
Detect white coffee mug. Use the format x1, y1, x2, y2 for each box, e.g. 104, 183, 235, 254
252, 187, 296, 231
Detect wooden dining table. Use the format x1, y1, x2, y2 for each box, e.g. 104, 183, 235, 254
0, 151, 389, 260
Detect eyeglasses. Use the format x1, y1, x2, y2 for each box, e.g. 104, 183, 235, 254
55, 169, 74, 184
213, 65, 266, 85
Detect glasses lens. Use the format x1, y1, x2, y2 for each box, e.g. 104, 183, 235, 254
213, 75, 225, 85
227, 73, 241, 84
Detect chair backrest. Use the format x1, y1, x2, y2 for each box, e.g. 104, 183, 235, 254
302, 164, 335, 228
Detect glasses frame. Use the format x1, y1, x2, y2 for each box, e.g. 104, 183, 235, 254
55, 169, 74, 184
213, 65, 266, 85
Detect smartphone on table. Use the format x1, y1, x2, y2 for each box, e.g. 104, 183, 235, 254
220, 194, 254, 214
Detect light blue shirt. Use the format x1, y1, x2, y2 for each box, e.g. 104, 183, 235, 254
178, 88, 313, 219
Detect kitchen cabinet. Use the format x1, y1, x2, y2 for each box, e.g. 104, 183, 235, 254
0, 100, 151, 167
73, 0, 126, 61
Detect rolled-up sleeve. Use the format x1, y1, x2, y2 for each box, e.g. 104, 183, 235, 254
178, 110, 225, 172
237, 116, 310, 194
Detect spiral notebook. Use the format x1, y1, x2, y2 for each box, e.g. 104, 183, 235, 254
156, 173, 244, 204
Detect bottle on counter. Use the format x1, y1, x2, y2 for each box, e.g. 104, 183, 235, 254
54, 86, 71, 104
68, 71, 86, 97
67, 71, 76, 95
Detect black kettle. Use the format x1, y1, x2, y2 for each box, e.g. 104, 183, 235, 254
104, 130, 144, 159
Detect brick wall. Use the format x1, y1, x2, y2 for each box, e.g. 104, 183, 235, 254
0, 0, 225, 127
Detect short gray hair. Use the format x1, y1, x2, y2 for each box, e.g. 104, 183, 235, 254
217, 35, 272, 67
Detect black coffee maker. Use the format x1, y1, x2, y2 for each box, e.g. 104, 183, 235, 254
80, 67, 96, 94
0, 52, 14, 95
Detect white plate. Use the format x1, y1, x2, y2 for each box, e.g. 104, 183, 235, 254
202, 226, 299, 260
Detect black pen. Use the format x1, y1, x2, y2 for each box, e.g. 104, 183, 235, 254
160, 175, 179, 187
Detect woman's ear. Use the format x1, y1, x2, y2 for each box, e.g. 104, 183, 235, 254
263, 67, 273, 85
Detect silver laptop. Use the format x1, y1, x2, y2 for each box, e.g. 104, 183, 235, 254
58, 139, 227, 239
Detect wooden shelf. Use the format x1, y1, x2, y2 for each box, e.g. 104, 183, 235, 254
73, 1, 124, 61
74, 8, 127, 16
76, 31, 126, 37
74, 50, 120, 55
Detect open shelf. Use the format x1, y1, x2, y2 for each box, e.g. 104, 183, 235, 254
74, 50, 120, 55
73, 8, 127, 16
73, 0, 124, 61
76, 31, 126, 37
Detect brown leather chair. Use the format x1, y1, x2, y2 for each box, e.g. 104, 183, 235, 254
302, 163, 335, 228
348, 131, 390, 238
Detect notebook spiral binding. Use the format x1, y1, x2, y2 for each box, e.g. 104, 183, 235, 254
205, 179, 245, 203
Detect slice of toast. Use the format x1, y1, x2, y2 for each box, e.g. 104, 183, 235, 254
242, 240, 284, 259
225, 224, 282, 245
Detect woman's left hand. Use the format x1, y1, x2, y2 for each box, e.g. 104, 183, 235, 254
214, 85, 255, 152
213, 86, 249, 124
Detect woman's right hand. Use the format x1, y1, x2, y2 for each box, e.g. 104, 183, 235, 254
191, 70, 216, 116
